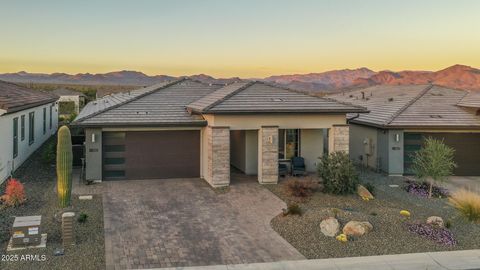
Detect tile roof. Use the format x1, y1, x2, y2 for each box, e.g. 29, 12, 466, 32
52, 88, 86, 97
187, 81, 367, 114
75, 79, 367, 127
0, 80, 58, 114
74, 79, 223, 127
457, 92, 480, 108
329, 85, 480, 129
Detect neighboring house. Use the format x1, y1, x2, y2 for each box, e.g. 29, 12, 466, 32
52, 88, 86, 115
329, 85, 480, 176
73, 78, 365, 187
0, 80, 59, 183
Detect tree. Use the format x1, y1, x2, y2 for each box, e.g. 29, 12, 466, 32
412, 137, 456, 198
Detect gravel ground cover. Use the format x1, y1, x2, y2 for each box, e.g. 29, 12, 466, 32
266, 170, 480, 259
0, 139, 105, 270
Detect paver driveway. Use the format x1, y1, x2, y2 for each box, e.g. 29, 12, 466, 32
102, 178, 304, 270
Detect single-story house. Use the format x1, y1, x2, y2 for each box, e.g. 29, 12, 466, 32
73, 78, 366, 187
329, 85, 480, 176
0, 80, 59, 183
52, 88, 86, 115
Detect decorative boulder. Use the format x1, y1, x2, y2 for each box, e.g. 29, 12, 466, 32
320, 217, 340, 237
426, 216, 444, 228
343, 221, 373, 237
357, 185, 374, 200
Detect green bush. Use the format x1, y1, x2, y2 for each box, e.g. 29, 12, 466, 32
59, 101, 76, 114
363, 182, 375, 196
41, 140, 56, 164
77, 212, 88, 223
318, 151, 359, 195
282, 203, 302, 216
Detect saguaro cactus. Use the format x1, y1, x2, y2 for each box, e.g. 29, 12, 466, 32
57, 125, 73, 208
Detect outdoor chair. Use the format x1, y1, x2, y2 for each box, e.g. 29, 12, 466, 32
291, 157, 306, 176
279, 163, 288, 177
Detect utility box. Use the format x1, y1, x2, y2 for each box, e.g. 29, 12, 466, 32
11, 216, 42, 247
363, 138, 373, 156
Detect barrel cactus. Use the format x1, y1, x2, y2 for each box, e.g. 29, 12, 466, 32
57, 125, 73, 208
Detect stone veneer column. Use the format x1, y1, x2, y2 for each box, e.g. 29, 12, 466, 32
206, 126, 230, 187
328, 124, 349, 153
258, 126, 279, 184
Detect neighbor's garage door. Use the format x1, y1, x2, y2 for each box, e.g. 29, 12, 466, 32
404, 132, 480, 176
103, 131, 200, 180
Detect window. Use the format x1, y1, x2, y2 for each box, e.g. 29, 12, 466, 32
43, 107, 46, 134
278, 129, 301, 160
29, 112, 35, 145
49, 105, 53, 129
13, 117, 18, 158
20, 115, 25, 141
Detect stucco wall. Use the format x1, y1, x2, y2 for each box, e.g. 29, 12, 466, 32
245, 130, 258, 175
230, 130, 246, 172
0, 102, 58, 183
377, 129, 389, 173
349, 124, 378, 168
204, 114, 346, 130
300, 129, 323, 172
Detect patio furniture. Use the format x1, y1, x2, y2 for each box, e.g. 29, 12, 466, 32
279, 163, 288, 177
291, 157, 306, 176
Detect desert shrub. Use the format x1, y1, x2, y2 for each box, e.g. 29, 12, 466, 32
412, 137, 456, 198
282, 203, 302, 216
406, 222, 456, 246
318, 152, 359, 195
59, 101, 76, 114
77, 212, 88, 223
404, 180, 449, 198
41, 140, 56, 164
284, 178, 318, 198
0, 179, 26, 207
363, 182, 375, 196
449, 189, 480, 223
445, 220, 452, 229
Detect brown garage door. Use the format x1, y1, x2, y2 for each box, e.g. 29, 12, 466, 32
103, 131, 200, 180
404, 132, 480, 176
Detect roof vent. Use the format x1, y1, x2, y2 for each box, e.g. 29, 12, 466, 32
271, 98, 284, 102
136, 111, 149, 115
430, 115, 443, 118
388, 97, 394, 102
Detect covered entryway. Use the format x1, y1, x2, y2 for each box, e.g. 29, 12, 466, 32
404, 132, 480, 176
102, 130, 200, 180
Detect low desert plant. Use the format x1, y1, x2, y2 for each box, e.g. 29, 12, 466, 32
404, 180, 449, 198
449, 189, 480, 223
77, 212, 88, 223
412, 138, 456, 198
445, 220, 452, 229
1, 179, 26, 207
282, 203, 302, 216
284, 178, 318, 198
318, 151, 359, 195
406, 222, 456, 246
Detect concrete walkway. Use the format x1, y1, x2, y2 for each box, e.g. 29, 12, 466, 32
152, 249, 480, 270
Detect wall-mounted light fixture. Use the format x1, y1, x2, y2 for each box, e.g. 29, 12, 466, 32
394, 133, 400, 142
267, 135, 273, 144
92, 133, 96, 143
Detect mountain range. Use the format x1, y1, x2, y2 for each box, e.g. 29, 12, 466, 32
1, 64, 479, 94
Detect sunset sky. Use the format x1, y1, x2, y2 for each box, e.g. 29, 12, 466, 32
1, 0, 479, 78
